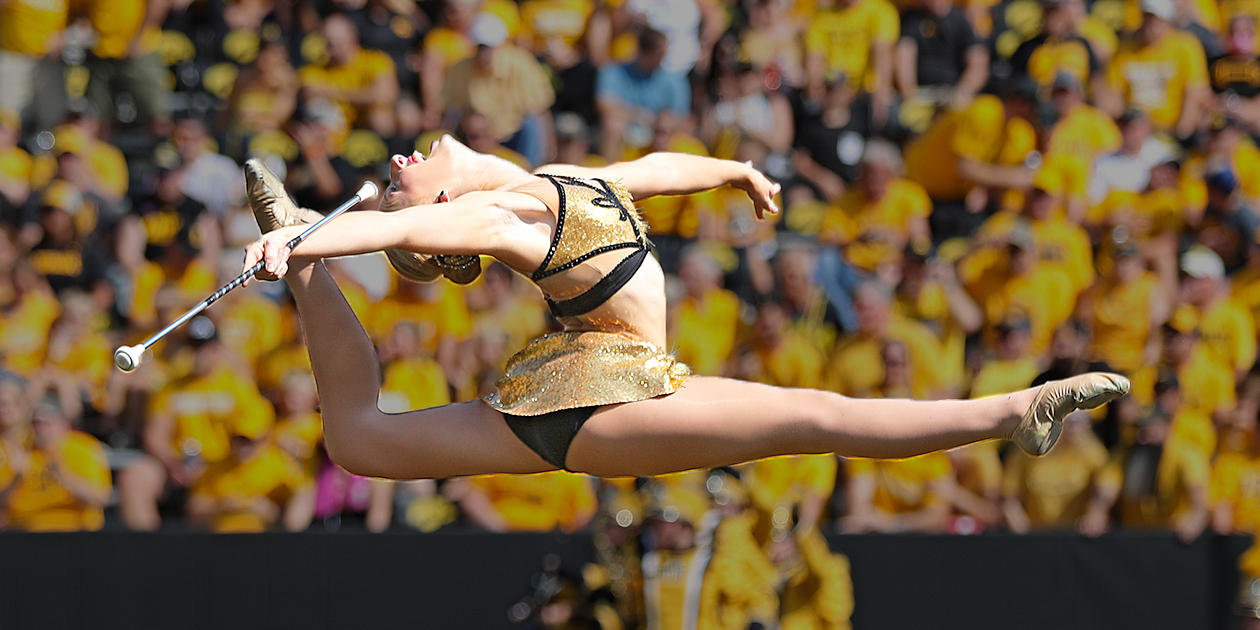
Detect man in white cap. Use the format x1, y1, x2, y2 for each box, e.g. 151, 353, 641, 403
441, 12, 555, 167
1176, 244, 1256, 381
1103, 0, 1209, 139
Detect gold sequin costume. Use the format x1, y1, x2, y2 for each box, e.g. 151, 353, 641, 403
483, 175, 691, 468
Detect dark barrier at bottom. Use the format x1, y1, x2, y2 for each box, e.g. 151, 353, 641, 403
0, 531, 1252, 630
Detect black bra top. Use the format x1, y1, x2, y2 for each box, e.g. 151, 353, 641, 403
531, 174, 651, 319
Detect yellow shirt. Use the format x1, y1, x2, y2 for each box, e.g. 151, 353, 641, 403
257, 342, 312, 395
190, 444, 304, 533
1024, 36, 1096, 91
1107, 31, 1209, 132
0, 0, 67, 56
468, 471, 597, 532
442, 45, 556, 141
84, 0, 159, 58
0, 146, 33, 193
905, 95, 1037, 201
893, 282, 966, 393
422, 27, 474, 73
700, 514, 781, 630
819, 178, 931, 272
970, 357, 1042, 398
778, 527, 856, 630
1046, 103, 1122, 163
217, 292, 283, 370
643, 545, 715, 630
1107, 438, 1210, 527
378, 356, 451, 413
825, 316, 947, 398
30, 136, 129, 201
740, 454, 838, 531
1003, 431, 1111, 527
965, 259, 1077, 355
299, 48, 396, 129
272, 410, 323, 482
519, 0, 594, 51
368, 283, 472, 350
1174, 299, 1256, 377
1234, 265, 1260, 342
846, 453, 952, 514
1181, 143, 1260, 212
803, 0, 900, 92
43, 329, 112, 410
1211, 450, 1260, 534
754, 329, 827, 389
672, 288, 743, 376
1129, 347, 1236, 418
950, 441, 1002, 499
148, 367, 276, 465
0, 288, 61, 378
1088, 272, 1159, 374
4, 432, 110, 532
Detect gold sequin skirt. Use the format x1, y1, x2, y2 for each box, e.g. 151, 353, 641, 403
483, 331, 691, 416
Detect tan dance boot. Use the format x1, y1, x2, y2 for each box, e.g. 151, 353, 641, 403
244, 159, 325, 233
1012, 372, 1130, 456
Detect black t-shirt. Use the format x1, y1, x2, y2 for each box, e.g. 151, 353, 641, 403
552, 58, 600, 128
27, 240, 109, 293
900, 6, 979, 88
351, 7, 425, 93
132, 195, 209, 262
290, 156, 363, 213
791, 94, 875, 183
1209, 54, 1260, 97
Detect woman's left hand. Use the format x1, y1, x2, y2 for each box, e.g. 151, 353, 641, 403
738, 161, 781, 220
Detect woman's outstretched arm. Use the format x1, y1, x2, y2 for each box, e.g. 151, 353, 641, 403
536, 153, 781, 218
243, 190, 550, 279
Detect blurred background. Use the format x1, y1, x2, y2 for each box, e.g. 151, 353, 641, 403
3, 0, 1260, 626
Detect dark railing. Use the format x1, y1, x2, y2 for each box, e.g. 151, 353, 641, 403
0, 531, 1250, 630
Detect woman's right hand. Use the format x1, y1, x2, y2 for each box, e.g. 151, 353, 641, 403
242, 225, 305, 283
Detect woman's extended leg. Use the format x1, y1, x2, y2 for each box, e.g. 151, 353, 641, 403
566, 376, 1123, 477
282, 260, 555, 479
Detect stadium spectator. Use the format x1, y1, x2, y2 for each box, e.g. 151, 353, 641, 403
186, 407, 309, 533
803, 0, 899, 126
0, 110, 31, 224
1104, 371, 1211, 542
300, 13, 402, 138
0, 261, 61, 379
1210, 16, 1260, 136
450, 471, 597, 532
221, 31, 300, 143
894, 0, 989, 106
350, 0, 427, 139
825, 280, 945, 398
0, 0, 69, 129
1102, 0, 1209, 139
81, 0, 172, 135
116, 316, 274, 530
440, 12, 556, 166
1174, 245, 1256, 381
841, 450, 953, 533
670, 245, 742, 376
420, 0, 482, 130
169, 118, 245, 218
1079, 234, 1170, 375
1004, 410, 1113, 533
739, 0, 807, 88
35, 113, 130, 205
1, 395, 111, 532
26, 181, 112, 295
596, 27, 690, 161
791, 73, 872, 203
904, 79, 1041, 243
1009, 0, 1104, 95
892, 248, 981, 394
1087, 109, 1170, 209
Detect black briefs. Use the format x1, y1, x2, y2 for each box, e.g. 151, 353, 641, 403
501, 406, 601, 470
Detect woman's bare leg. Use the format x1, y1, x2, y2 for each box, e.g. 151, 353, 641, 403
566, 376, 1107, 477
282, 260, 555, 479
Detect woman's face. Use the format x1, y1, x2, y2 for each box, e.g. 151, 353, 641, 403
381, 135, 459, 212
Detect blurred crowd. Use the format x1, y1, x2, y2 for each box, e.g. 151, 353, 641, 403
7, 0, 1260, 623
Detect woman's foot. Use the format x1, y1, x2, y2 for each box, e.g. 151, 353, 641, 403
1012, 372, 1130, 456
244, 159, 324, 233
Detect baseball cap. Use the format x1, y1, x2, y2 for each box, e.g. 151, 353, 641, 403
1206, 168, 1239, 194
1051, 71, 1081, 93
1142, 0, 1175, 20
470, 13, 507, 47
1180, 245, 1225, 279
